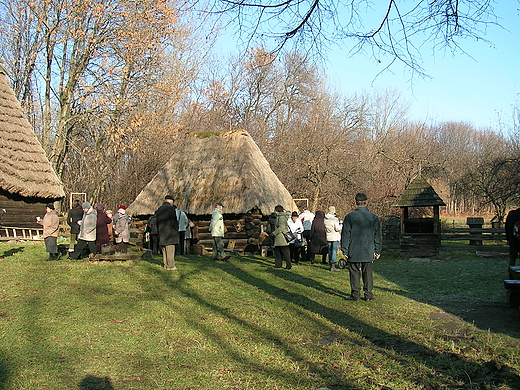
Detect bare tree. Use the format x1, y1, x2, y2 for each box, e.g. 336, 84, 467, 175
199, 0, 499, 76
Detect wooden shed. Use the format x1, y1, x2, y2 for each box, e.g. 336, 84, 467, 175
0, 64, 65, 232
127, 129, 295, 253
393, 175, 446, 256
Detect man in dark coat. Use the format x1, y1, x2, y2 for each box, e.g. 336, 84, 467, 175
154, 195, 179, 270
67, 200, 83, 252
341, 193, 382, 301
505, 207, 520, 266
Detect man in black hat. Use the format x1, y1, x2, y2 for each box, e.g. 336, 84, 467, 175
154, 195, 179, 270
341, 193, 382, 301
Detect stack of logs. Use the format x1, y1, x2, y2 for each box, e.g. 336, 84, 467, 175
194, 208, 265, 254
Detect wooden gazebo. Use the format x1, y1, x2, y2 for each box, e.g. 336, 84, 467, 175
394, 175, 446, 256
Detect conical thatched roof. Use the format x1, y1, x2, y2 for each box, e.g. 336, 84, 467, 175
0, 65, 65, 199
394, 175, 446, 207
127, 130, 294, 216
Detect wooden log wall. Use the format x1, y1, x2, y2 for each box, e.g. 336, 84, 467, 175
194, 209, 265, 254
0, 195, 50, 228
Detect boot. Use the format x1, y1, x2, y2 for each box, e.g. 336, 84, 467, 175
329, 263, 340, 272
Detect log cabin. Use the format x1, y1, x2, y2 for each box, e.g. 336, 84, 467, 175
0, 65, 65, 232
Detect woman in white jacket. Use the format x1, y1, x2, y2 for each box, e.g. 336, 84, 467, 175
324, 206, 342, 272
287, 211, 304, 265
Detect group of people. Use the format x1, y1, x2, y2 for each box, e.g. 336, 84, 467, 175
38, 192, 382, 300
267, 193, 382, 301
38, 201, 131, 261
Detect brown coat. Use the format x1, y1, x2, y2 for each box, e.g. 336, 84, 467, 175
39, 209, 60, 238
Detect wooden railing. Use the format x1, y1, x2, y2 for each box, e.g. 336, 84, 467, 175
0, 226, 44, 241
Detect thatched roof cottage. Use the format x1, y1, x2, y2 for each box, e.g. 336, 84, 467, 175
128, 130, 294, 217
127, 130, 294, 253
0, 65, 65, 228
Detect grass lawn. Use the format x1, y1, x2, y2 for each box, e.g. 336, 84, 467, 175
0, 242, 519, 390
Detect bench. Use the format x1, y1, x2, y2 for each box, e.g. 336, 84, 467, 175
508, 266, 520, 280
504, 279, 520, 308
505, 266, 520, 308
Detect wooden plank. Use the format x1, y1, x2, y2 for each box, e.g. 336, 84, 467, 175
94, 253, 140, 261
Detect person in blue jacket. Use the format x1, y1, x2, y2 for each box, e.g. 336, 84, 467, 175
341, 193, 382, 301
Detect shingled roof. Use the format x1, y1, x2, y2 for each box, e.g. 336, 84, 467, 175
127, 130, 294, 216
394, 175, 446, 207
0, 65, 65, 200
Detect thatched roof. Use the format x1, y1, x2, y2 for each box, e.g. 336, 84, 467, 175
0, 65, 65, 200
394, 175, 446, 207
127, 130, 294, 216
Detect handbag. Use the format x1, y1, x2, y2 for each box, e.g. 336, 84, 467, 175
283, 230, 296, 243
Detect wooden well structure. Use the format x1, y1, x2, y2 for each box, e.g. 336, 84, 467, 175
394, 175, 446, 256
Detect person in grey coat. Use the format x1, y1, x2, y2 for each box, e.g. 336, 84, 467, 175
69, 202, 98, 260
341, 193, 382, 301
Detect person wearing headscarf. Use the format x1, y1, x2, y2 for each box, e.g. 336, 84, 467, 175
114, 208, 130, 253
272, 205, 292, 269
37, 203, 60, 261
105, 210, 115, 242
324, 206, 342, 272
95, 203, 112, 253
309, 210, 328, 265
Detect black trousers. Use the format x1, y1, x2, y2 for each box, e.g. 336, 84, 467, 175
150, 234, 159, 254
176, 231, 186, 255
348, 261, 374, 299
274, 246, 291, 269
70, 239, 96, 260
289, 243, 302, 264
509, 243, 520, 266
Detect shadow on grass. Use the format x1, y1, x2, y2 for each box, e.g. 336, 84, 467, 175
214, 256, 520, 389
0, 353, 9, 390
78, 375, 114, 390
144, 255, 361, 389
1, 247, 24, 258
375, 249, 520, 339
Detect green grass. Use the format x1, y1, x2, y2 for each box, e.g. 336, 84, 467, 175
0, 243, 519, 389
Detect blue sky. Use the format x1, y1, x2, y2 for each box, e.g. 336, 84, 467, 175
217, 1, 519, 130
321, 1, 520, 129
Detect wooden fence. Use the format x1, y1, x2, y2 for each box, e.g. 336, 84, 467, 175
382, 225, 507, 252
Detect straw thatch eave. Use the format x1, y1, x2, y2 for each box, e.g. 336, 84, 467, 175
0, 66, 65, 200
127, 130, 293, 216
393, 174, 446, 207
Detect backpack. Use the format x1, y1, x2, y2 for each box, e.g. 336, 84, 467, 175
514, 221, 520, 240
